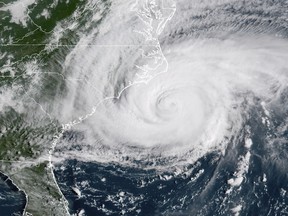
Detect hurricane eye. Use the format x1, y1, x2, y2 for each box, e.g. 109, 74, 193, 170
3, 0, 287, 214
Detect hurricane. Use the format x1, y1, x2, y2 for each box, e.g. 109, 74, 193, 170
52, 0, 288, 168
0, 0, 288, 215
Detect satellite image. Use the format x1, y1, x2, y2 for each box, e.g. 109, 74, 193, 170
0, 0, 288, 215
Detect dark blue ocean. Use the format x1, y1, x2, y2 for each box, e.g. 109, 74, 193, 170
1, 107, 288, 215
53, 108, 288, 216
0, 172, 26, 216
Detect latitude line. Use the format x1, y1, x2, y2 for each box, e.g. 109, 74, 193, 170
0, 44, 159, 47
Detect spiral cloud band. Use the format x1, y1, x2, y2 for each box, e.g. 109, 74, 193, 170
52, 0, 288, 169
1, 0, 288, 215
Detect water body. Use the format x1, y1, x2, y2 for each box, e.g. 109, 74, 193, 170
0, 172, 26, 216
1, 0, 288, 215
54, 107, 288, 215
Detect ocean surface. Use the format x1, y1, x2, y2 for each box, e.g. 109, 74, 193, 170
0, 0, 288, 215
